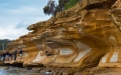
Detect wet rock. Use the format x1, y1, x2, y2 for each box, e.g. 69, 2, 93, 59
26, 67, 32, 70
45, 71, 53, 75
3, 66, 9, 70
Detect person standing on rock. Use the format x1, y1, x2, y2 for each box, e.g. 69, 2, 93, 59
9, 52, 12, 61
19, 49, 24, 59
5, 51, 10, 61
13, 50, 17, 61
1, 52, 6, 63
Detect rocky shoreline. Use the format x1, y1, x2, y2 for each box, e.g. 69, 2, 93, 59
3, 0, 121, 75
0, 66, 121, 75
0, 66, 41, 75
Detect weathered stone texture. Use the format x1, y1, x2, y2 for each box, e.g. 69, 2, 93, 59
6, 0, 121, 69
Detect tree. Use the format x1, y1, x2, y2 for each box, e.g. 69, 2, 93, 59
43, 0, 70, 15
64, 0, 80, 10
0, 39, 11, 50
43, 0, 56, 15
43, 0, 81, 15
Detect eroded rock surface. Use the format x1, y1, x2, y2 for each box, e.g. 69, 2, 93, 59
5, 0, 121, 71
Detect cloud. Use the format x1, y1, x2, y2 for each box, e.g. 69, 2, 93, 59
15, 17, 51, 29
0, 0, 53, 40
0, 16, 51, 40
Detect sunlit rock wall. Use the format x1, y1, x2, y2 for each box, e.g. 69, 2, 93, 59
99, 0, 121, 67
7, 0, 121, 68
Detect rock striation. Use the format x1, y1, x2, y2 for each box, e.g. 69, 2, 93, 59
5, 0, 121, 70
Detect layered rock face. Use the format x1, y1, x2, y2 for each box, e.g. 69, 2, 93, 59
99, 0, 121, 67
6, 0, 121, 68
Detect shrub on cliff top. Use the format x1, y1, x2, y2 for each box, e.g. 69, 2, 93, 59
43, 0, 80, 15
64, 0, 80, 10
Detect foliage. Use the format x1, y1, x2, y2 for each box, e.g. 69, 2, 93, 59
57, 0, 70, 10
43, 0, 81, 15
64, 0, 80, 10
43, 0, 56, 15
0, 39, 11, 50
43, 0, 70, 15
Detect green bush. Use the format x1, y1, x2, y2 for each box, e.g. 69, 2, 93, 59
64, 0, 80, 10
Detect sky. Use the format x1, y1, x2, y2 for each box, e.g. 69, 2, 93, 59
0, 0, 58, 40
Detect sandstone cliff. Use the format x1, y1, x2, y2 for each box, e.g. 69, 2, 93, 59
5, 0, 121, 72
